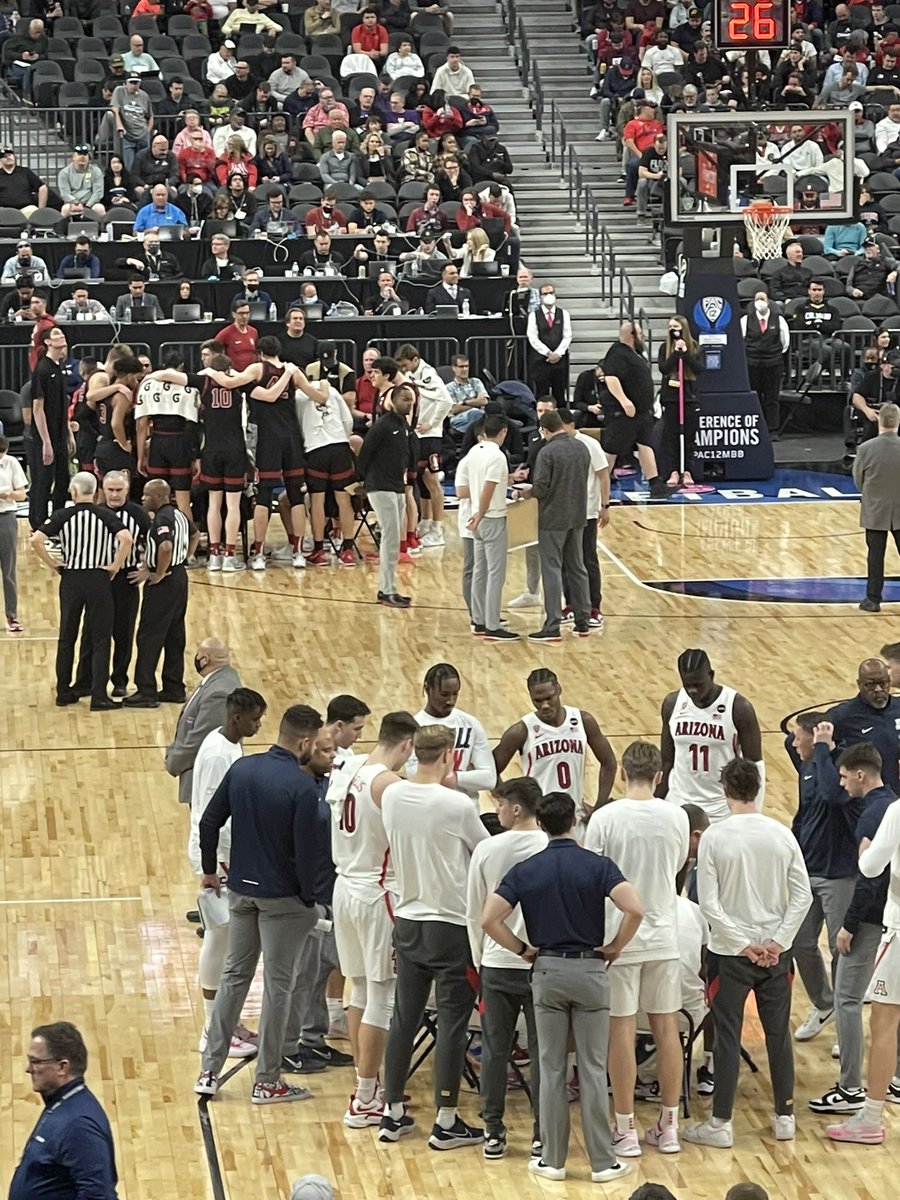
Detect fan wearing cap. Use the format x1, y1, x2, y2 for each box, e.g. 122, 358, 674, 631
207, 39, 238, 85
847, 238, 900, 301
57, 146, 106, 219
111, 77, 155, 172
847, 100, 876, 157
0, 148, 46, 218
596, 59, 638, 142
0, 241, 48, 285
671, 6, 704, 53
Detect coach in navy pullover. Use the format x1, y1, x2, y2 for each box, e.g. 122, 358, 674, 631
843, 782, 897, 935
828, 659, 900, 795
786, 733, 861, 878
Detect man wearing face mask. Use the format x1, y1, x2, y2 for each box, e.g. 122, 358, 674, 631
740, 290, 790, 435
527, 283, 572, 406
56, 237, 101, 280
117, 232, 181, 282
176, 174, 213, 231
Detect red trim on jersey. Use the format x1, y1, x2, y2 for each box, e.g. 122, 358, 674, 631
383, 889, 395, 925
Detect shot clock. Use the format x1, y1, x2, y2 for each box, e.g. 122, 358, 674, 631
713, 0, 790, 50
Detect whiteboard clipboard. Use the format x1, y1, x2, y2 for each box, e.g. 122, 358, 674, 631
506, 495, 538, 550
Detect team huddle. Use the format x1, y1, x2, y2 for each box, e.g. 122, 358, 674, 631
180, 644, 900, 1182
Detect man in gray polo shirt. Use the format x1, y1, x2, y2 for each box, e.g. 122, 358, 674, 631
526, 410, 592, 643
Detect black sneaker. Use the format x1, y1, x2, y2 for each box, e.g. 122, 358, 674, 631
483, 1129, 507, 1159
528, 628, 562, 643
808, 1084, 865, 1114
301, 1042, 354, 1067
281, 1046, 327, 1073
649, 477, 676, 500
378, 1112, 415, 1142
572, 623, 592, 637
483, 628, 519, 641
471, 623, 486, 635
860, 598, 881, 613
428, 1117, 485, 1151
696, 1064, 715, 1095
530, 1138, 543, 1159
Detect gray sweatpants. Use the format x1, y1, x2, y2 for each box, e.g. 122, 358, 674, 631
531, 955, 615, 1172
283, 920, 340, 1053
462, 537, 474, 618
538, 527, 590, 634
0, 510, 17, 619
834, 920, 900, 1090
368, 490, 405, 597
471, 515, 508, 631
382, 917, 476, 1110
202, 892, 317, 1084
525, 544, 541, 595
793, 875, 856, 1012
480, 965, 541, 1139
710, 950, 794, 1120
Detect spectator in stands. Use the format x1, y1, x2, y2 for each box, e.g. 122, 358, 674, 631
425, 261, 473, 312
133, 183, 189, 235
0, 277, 35, 323
414, 0, 455, 35
57, 238, 100, 280
249, 190, 299, 236
304, 89, 351, 146
398, 230, 447, 274
1, 242, 48, 284
114, 276, 164, 323
222, 0, 281, 37
824, 219, 867, 259
423, 92, 464, 140
1, 18, 47, 101
268, 55, 311, 108
177, 130, 217, 189
867, 48, 900, 95
56, 285, 110, 323
224, 175, 256, 229
304, 0, 341, 39
363, 269, 410, 315
622, 102, 664, 208
401, 129, 436, 183
431, 46, 475, 95
789, 280, 851, 373
527, 283, 572, 406
875, 103, 900, 154
133, 134, 178, 202
352, 8, 389, 66
816, 63, 864, 107
384, 92, 421, 141
319, 131, 358, 188
312, 111, 359, 161
157, 78, 191, 120
460, 84, 499, 141
174, 178, 212, 231
102, 155, 136, 211
345, 193, 388, 235
215, 137, 259, 190
671, 6, 704, 53
641, 29, 684, 76
200, 233, 245, 281
207, 84, 236, 129
298, 230, 347, 273
353, 229, 395, 267
444, 226, 495, 276
354, 132, 398, 188
405, 184, 447, 233
435, 154, 472, 202
111, 77, 155, 172
207, 39, 238, 86
382, 0, 412, 33
847, 238, 900, 300
636, 132, 666, 221
56, 146, 105, 221
213, 110, 258, 159
283, 79, 317, 125
0, 148, 46, 217
468, 134, 513, 187
572, 361, 609, 429
122, 35, 159, 77
769, 241, 813, 301
224, 62, 256, 106
625, 0, 666, 36
255, 138, 293, 188
172, 110, 212, 155
740, 291, 790, 434
385, 36, 424, 81
850, 356, 900, 445
119, 230, 181, 281
447, 353, 489, 433
231, 268, 274, 312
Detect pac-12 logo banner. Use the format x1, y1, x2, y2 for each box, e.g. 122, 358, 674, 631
693, 296, 732, 334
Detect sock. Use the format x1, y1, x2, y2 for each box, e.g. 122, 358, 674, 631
436, 1106, 458, 1130
252, 541, 261, 555
400, 539, 408, 554
660, 1104, 679, 1129
327, 998, 344, 1023
703, 1051, 714, 1069
209, 542, 220, 555
356, 1075, 377, 1103
862, 1098, 885, 1125
341, 538, 353, 551
709, 1115, 727, 1128
615, 1113, 634, 1136
289, 534, 299, 549
224, 543, 235, 555
203, 997, 216, 1027
314, 539, 324, 551
387, 1101, 404, 1119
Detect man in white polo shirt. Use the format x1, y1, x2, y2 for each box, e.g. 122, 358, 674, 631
458, 412, 514, 642
466, 776, 547, 1160
585, 741, 690, 1157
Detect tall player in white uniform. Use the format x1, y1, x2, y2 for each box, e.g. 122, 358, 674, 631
659, 649, 764, 822
325, 710, 420, 1129
410, 662, 496, 801
493, 668, 618, 827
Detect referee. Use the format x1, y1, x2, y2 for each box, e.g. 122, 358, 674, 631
30, 471, 133, 710
124, 479, 199, 709
72, 471, 151, 699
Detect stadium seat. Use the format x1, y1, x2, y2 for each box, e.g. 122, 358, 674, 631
862, 294, 899, 318
148, 35, 179, 57
74, 60, 107, 85
129, 16, 160, 36
91, 15, 125, 42
364, 179, 398, 201
54, 17, 85, 42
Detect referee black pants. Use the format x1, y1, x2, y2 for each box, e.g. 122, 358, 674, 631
56, 569, 113, 704
26, 429, 70, 531
133, 566, 188, 698
73, 572, 141, 692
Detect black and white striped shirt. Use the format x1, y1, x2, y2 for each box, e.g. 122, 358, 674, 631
39, 503, 127, 570
105, 500, 151, 570
146, 504, 193, 570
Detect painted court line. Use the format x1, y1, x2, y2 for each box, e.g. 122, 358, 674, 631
0, 896, 141, 906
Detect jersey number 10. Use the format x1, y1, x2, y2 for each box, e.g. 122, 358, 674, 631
340, 793, 356, 834
688, 743, 710, 772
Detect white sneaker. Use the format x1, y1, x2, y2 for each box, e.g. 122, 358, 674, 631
591, 1163, 632, 1184
249, 553, 266, 571
508, 592, 542, 609
832, 1041, 841, 1059
416, 520, 431, 538
271, 544, 293, 561
292, 551, 306, 568
612, 1128, 641, 1157
421, 527, 445, 547
207, 554, 223, 572
795, 1007, 834, 1041
595, 129, 609, 141
528, 1160, 565, 1181
773, 1114, 795, 1141
228, 1034, 257, 1058
222, 556, 245, 573
682, 1118, 733, 1148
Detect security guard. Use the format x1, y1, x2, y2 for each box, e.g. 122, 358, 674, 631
124, 479, 198, 709
30, 471, 133, 711
72, 470, 151, 699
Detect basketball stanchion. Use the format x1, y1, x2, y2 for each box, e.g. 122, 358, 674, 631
676, 357, 715, 494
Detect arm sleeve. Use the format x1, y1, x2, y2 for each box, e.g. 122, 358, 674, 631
557, 310, 573, 356
165, 691, 229, 778
526, 311, 549, 356
199, 776, 232, 875
696, 834, 750, 951
529, 444, 551, 500
457, 719, 497, 795
465, 849, 487, 968
859, 800, 900, 877
58, 1113, 117, 1200
812, 742, 847, 807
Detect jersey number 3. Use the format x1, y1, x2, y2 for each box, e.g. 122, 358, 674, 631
688, 744, 710, 772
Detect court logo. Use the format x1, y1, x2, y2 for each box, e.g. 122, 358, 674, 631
694, 296, 732, 334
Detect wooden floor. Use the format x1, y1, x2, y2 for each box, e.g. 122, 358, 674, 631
2, 496, 898, 1200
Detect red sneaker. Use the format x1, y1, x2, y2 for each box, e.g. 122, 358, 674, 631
407, 531, 421, 550
306, 549, 328, 567
337, 549, 356, 566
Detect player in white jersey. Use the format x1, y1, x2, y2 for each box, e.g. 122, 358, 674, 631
189, 688, 267, 1059
493, 667, 617, 828
325, 710, 419, 1129
409, 662, 496, 801
660, 648, 763, 823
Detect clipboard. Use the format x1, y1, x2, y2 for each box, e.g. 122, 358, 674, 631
506, 495, 538, 550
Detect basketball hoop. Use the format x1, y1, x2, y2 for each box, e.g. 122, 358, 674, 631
743, 203, 794, 261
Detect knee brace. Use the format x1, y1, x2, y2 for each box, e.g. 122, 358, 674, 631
285, 476, 305, 507
362, 977, 396, 1031
349, 978, 368, 1011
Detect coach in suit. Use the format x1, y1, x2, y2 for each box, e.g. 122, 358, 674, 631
423, 263, 474, 314
164, 636, 242, 805
853, 401, 900, 613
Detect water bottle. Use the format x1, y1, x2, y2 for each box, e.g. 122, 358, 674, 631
462, 298, 470, 317
268, 301, 277, 322
123, 307, 131, 324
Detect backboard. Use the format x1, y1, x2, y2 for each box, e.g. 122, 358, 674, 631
667, 109, 856, 226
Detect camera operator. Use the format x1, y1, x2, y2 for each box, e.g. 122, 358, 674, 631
849, 353, 900, 448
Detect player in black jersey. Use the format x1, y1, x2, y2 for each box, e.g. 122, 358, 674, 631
92, 353, 144, 483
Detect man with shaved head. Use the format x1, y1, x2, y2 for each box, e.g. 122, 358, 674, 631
827, 659, 900, 796
165, 636, 243, 808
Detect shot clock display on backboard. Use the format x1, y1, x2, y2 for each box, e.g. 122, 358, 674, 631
713, 0, 790, 50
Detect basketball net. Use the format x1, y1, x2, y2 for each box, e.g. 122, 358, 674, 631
744, 203, 794, 261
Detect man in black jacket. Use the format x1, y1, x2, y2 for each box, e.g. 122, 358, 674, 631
116, 231, 180, 282
468, 135, 514, 187
358, 382, 416, 608
769, 241, 813, 302
847, 239, 900, 301
132, 134, 179, 202
424, 263, 474, 314
789, 280, 851, 374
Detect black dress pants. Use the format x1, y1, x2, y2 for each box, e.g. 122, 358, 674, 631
26, 429, 70, 531
865, 527, 900, 603
74, 571, 141, 691
56, 569, 113, 703
530, 359, 569, 407
133, 566, 188, 697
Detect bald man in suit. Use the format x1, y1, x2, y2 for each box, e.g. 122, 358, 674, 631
165, 636, 242, 807
853, 401, 900, 613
